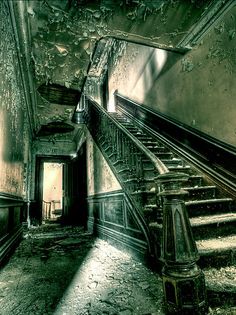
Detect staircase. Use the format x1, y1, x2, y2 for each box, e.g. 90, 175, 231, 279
113, 111, 236, 256
86, 98, 236, 308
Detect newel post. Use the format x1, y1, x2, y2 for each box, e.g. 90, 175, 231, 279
157, 172, 207, 315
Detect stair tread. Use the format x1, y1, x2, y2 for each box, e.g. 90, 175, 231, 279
186, 198, 233, 205
188, 175, 203, 178
190, 212, 236, 226
131, 191, 156, 195
144, 204, 158, 208
183, 185, 216, 191
204, 265, 236, 297
197, 235, 236, 252
161, 158, 183, 164
168, 165, 191, 170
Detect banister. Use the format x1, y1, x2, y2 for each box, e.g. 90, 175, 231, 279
86, 96, 169, 176
85, 96, 207, 314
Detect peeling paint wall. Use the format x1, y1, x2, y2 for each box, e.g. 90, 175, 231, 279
29, 0, 209, 90
87, 132, 121, 196
0, 2, 32, 197
108, 6, 236, 148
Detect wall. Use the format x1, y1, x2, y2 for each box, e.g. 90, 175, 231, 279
0, 1, 31, 197
87, 131, 121, 196
109, 5, 236, 148
0, 1, 32, 263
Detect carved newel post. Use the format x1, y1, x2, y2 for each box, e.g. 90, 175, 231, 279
157, 172, 207, 315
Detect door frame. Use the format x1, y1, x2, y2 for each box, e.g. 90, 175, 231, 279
34, 155, 70, 225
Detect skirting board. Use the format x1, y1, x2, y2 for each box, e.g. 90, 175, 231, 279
0, 226, 23, 265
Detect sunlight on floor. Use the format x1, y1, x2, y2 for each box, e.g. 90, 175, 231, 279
53, 239, 163, 315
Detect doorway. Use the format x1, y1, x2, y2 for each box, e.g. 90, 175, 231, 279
42, 162, 63, 222
33, 147, 88, 227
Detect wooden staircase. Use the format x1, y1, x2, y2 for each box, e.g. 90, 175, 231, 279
113, 112, 236, 265
86, 97, 236, 308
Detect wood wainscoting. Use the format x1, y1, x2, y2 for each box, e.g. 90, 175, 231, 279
87, 190, 148, 259
0, 193, 24, 265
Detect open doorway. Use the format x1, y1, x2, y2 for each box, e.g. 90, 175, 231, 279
42, 162, 63, 222
34, 148, 88, 227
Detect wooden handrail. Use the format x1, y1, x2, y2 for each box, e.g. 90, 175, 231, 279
86, 97, 169, 176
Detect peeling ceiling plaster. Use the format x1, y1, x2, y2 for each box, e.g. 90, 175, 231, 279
24, 0, 212, 133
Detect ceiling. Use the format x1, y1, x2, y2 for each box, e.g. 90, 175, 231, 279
13, 0, 215, 138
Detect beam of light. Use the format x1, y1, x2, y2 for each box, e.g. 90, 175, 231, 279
107, 89, 116, 112
133, 48, 167, 104
53, 239, 133, 315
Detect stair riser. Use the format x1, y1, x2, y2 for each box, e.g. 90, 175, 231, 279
185, 177, 203, 187
136, 136, 154, 141
184, 188, 217, 200
142, 169, 157, 180
168, 167, 194, 175
186, 201, 233, 217
199, 249, 236, 269
156, 153, 173, 159
145, 146, 167, 152
140, 141, 160, 146
161, 159, 183, 167
192, 221, 236, 240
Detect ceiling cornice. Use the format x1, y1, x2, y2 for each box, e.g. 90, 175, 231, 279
177, 0, 236, 49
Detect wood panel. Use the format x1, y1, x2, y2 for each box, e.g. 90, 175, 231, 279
87, 190, 148, 258
0, 193, 24, 265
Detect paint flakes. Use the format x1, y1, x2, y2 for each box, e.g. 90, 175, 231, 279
55, 45, 68, 56
228, 29, 236, 40
181, 57, 194, 72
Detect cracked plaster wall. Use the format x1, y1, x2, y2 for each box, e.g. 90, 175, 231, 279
108, 5, 236, 148
87, 131, 121, 196
0, 1, 32, 197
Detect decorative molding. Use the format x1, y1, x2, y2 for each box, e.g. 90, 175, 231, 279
177, 0, 236, 48
0, 192, 24, 207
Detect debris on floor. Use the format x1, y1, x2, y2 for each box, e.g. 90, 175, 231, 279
0, 224, 235, 314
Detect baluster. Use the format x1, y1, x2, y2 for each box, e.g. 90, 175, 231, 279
136, 152, 144, 191
112, 128, 118, 159
121, 136, 127, 166
126, 143, 138, 191
111, 124, 117, 155
110, 127, 119, 161
130, 143, 137, 176
102, 115, 109, 147
125, 137, 132, 168
107, 120, 114, 151
115, 129, 123, 163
